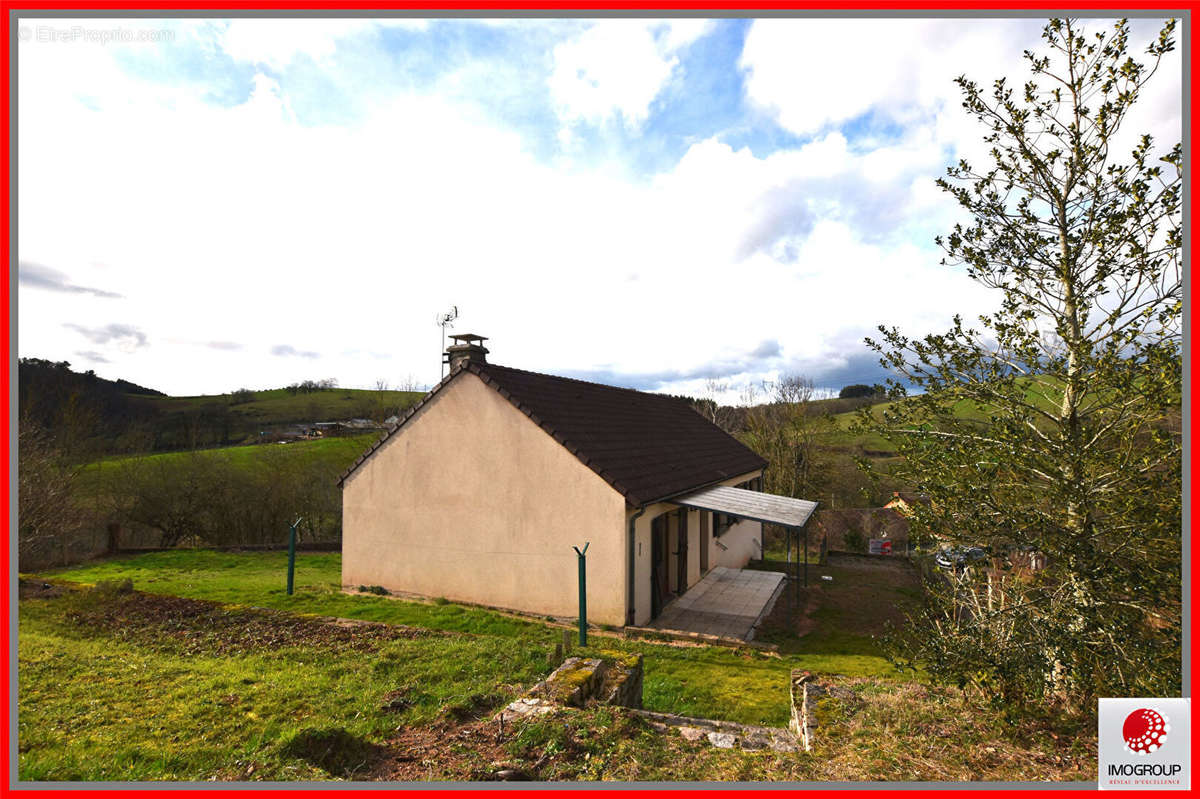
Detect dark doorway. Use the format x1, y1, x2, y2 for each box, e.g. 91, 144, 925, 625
650, 515, 670, 618
676, 509, 689, 595
699, 511, 709, 573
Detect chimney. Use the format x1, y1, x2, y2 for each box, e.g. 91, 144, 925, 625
445, 333, 489, 370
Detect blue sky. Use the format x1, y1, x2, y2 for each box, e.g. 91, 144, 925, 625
17, 17, 1182, 398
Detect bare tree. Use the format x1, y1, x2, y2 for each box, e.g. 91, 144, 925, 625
743, 374, 830, 501
18, 415, 92, 566
696, 378, 739, 433
397, 373, 425, 393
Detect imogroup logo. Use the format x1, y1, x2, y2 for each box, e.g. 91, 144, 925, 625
1123, 708, 1170, 755
1099, 698, 1190, 790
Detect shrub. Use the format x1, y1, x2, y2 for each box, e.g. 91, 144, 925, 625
842, 528, 867, 554
228, 388, 256, 405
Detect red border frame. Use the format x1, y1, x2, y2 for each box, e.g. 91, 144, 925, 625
1, 3, 1193, 796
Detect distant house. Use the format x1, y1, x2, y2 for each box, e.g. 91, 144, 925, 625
338, 334, 817, 627
311, 419, 385, 437
883, 491, 932, 516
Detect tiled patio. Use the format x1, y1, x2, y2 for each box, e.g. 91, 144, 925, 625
647, 566, 787, 642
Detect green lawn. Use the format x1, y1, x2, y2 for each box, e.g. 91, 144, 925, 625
33, 550, 905, 728
21, 550, 1096, 782
18, 589, 549, 780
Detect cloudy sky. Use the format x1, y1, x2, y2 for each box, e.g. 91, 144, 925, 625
17, 16, 1182, 399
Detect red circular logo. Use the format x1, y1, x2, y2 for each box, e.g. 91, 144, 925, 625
1123, 708, 1169, 754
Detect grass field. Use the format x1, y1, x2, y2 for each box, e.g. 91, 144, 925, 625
88, 432, 379, 468
133, 387, 425, 426
20, 550, 1095, 782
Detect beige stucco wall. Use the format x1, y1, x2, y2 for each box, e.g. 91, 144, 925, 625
712, 517, 763, 569
342, 373, 628, 626
626, 469, 763, 626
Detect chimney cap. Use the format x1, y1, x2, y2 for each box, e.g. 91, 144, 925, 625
445, 333, 489, 367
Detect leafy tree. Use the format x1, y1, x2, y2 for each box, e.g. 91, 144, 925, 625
229, 388, 256, 405
839, 384, 876, 399
862, 18, 1181, 706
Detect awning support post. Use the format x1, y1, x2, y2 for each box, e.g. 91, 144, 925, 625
804, 527, 809, 587
793, 527, 800, 605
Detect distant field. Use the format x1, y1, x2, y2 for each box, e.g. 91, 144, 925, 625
91, 432, 379, 468
819, 378, 1073, 477
131, 387, 425, 427
77, 434, 381, 502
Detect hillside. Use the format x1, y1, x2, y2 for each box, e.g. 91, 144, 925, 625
132, 387, 424, 426
123, 387, 423, 452
19, 358, 423, 456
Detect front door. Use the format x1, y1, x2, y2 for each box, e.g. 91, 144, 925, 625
650, 515, 670, 618
699, 511, 709, 573
676, 509, 689, 595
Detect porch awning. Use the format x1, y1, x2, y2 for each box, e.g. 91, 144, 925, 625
669, 485, 818, 528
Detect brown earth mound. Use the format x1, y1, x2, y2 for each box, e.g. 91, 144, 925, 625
61, 590, 431, 656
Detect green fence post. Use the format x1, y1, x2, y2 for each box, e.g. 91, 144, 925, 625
287, 516, 302, 596
572, 542, 589, 647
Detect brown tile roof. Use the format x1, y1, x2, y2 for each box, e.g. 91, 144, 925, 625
338, 361, 766, 506
887, 491, 931, 507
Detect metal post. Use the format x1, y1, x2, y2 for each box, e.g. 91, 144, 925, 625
794, 528, 800, 604
287, 517, 302, 595
804, 527, 809, 587
573, 542, 589, 647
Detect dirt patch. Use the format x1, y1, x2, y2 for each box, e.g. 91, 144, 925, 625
372, 706, 655, 781
61, 590, 432, 656
371, 718, 514, 781
18, 579, 67, 600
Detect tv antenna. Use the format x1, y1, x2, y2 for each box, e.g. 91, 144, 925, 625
437, 305, 458, 378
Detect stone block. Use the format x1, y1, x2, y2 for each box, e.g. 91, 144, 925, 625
707, 732, 738, 748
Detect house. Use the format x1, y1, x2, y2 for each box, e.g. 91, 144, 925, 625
338, 334, 817, 628
883, 491, 931, 516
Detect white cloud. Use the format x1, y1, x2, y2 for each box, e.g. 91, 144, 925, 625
548, 19, 712, 131
16, 17, 1181, 398
219, 18, 428, 70
742, 19, 1038, 136
741, 17, 1182, 168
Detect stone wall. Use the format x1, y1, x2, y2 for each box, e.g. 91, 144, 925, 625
501, 654, 805, 755
502, 652, 644, 723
